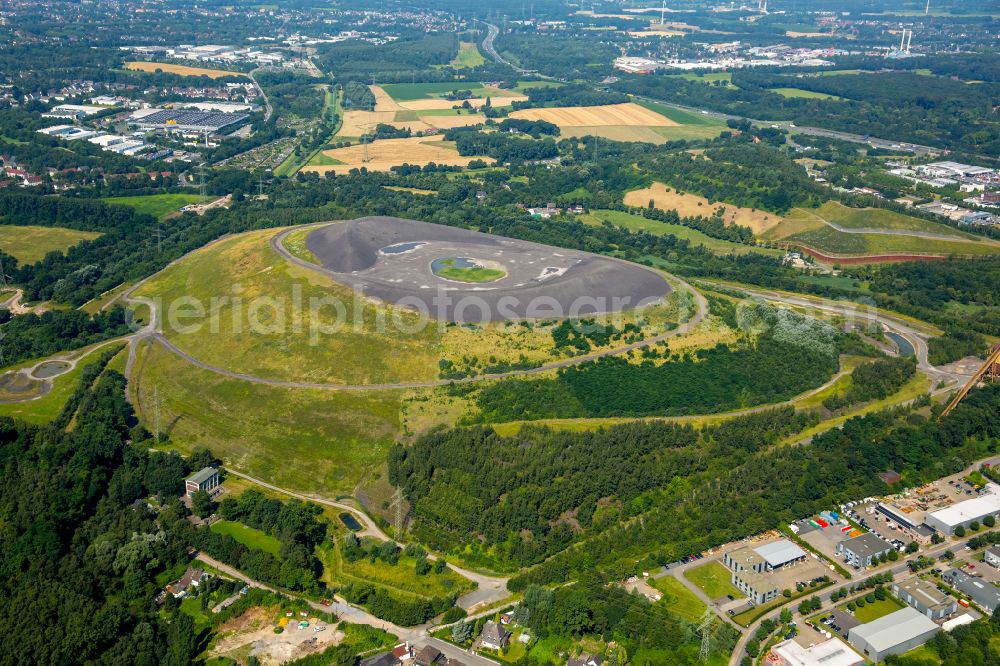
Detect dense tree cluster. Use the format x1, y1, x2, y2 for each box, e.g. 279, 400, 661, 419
445, 126, 559, 162
823, 356, 916, 411
317, 32, 459, 83
0, 368, 203, 664
390, 407, 816, 569
0, 305, 131, 366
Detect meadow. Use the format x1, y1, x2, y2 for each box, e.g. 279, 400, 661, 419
210, 520, 282, 557
0, 225, 101, 264
450, 41, 485, 68
133, 341, 403, 495
103, 193, 209, 220
683, 561, 745, 601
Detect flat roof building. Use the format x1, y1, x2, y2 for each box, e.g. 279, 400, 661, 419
942, 568, 1000, 614
755, 540, 808, 570
924, 486, 1000, 535
725, 540, 806, 574
185, 467, 220, 497
732, 569, 779, 605
893, 578, 957, 620
875, 502, 934, 543
766, 637, 864, 666
724, 546, 767, 574
847, 607, 939, 663
837, 532, 892, 569
130, 108, 248, 132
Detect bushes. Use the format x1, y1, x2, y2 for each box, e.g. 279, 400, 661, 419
823, 356, 916, 412
339, 583, 455, 626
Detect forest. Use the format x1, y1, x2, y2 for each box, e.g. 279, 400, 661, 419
0, 365, 205, 664
393, 378, 1000, 577
0, 305, 131, 366
316, 32, 459, 83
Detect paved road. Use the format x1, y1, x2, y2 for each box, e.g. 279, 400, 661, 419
479, 21, 532, 75
249, 69, 273, 122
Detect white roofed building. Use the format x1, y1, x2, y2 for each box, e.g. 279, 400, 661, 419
924, 484, 1000, 535
766, 637, 864, 666
847, 607, 939, 662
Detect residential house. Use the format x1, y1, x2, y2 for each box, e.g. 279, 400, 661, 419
567, 653, 604, 666
414, 645, 442, 665
165, 567, 208, 598
480, 620, 511, 650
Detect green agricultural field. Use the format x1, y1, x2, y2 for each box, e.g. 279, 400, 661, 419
683, 561, 744, 600
650, 575, 708, 622
210, 520, 282, 556
770, 87, 845, 100
0, 225, 101, 265
451, 41, 485, 68
103, 193, 209, 220
132, 341, 404, 495
583, 210, 782, 256
632, 100, 728, 141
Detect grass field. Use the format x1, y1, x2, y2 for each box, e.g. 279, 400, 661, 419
582, 210, 782, 256
380, 81, 519, 102
770, 87, 845, 100
302, 137, 486, 175
451, 41, 485, 68
683, 561, 744, 600
320, 540, 475, 599
134, 228, 442, 384
433, 258, 506, 283
104, 193, 209, 220
133, 341, 403, 495
650, 575, 708, 622
281, 226, 319, 264
766, 202, 1000, 257
0, 225, 101, 265
846, 595, 904, 623
772, 202, 977, 238
125, 61, 246, 78
625, 182, 783, 234
210, 520, 282, 556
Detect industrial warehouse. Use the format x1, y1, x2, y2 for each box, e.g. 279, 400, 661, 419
129, 108, 249, 132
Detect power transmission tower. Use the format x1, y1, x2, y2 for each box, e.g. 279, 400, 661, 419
199, 163, 207, 199
0, 254, 8, 288
151, 224, 163, 255
698, 609, 713, 663
390, 487, 405, 539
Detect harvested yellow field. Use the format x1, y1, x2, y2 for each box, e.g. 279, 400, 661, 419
338, 110, 435, 137
510, 103, 678, 127
787, 31, 829, 38
559, 125, 671, 144
398, 95, 526, 111
125, 61, 246, 79
300, 137, 485, 175
422, 114, 485, 129
624, 182, 783, 233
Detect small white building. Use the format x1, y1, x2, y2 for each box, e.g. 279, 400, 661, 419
924, 485, 1000, 535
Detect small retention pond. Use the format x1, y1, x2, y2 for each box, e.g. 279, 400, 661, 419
885, 331, 915, 357
339, 512, 362, 531
32, 360, 71, 379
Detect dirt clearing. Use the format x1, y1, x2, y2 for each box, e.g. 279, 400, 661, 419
510, 103, 678, 127
624, 182, 783, 233
210, 606, 342, 666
